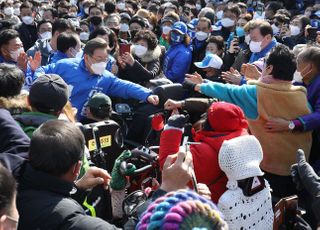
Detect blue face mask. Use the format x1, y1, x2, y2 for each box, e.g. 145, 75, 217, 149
170, 32, 184, 44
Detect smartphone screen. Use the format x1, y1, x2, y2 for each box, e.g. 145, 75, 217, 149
120, 43, 131, 56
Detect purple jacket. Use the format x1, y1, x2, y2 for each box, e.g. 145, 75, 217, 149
297, 75, 320, 132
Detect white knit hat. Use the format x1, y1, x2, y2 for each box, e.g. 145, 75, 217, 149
218, 135, 264, 189
218, 135, 274, 230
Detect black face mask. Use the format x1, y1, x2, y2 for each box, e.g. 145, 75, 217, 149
90, 16, 102, 26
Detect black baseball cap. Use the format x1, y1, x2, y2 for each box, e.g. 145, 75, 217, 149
29, 74, 69, 113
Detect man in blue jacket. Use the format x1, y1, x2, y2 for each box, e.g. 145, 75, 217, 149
34, 38, 159, 122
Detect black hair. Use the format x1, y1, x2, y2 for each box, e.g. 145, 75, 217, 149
0, 63, 24, 98
52, 18, 75, 35
266, 1, 283, 15
89, 26, 117, 50
0, 164, 16, 216
37, 20, 52, 32
44, 7, 58, 18
223, 4, 241, 18
249, 20, 273, 37
84, 37, 108, 56
29, 120, 85, 177
206, 35, 225, 53
133, 30, 158, 50
104, 1, 116, 14
20, 1, 32, 10
0, 29, 19, 52
265, 44, 296, 81
57, 33, 78, 53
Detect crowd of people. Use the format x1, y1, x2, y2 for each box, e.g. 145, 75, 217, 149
0, 0, 320, 229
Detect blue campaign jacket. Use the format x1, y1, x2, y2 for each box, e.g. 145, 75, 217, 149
163, 43, 192, 83
34, 58, 151, 121
48, 51, 68, 64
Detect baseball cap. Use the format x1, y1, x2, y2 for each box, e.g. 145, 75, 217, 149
29, 74, 69, 113
87, 93, 112, 119
194, 53, 223, 69
172, 21, 187, 35
87, 93, 112, 110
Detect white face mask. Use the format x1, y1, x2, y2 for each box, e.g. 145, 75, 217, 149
84, 7, 89, 15
196, 4, 201, 11
162, 26, 172, 35
117, 2, 126, 11
245, 34, 251, 45
40, 31, 52, 40
216, 10, 223, 20
195, 31, 208, 41
293, 71, 303, 83
119, 23, 129, 32
4, 7, 14, 16
249, 40, 262, 53
10, 48, 24, 61
14, 8, 20, 16
80, 32, 89, 41
134, 44, 148, 57
271, 24, 280, 35
221, 17, 235, 27
22, 16, 34, 25
91, 61, 107, 75
290, 25, 301, 36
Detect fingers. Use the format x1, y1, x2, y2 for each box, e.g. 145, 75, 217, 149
296, 149, 306, 165
175, 151, 187, 165
163, 154, 175, 170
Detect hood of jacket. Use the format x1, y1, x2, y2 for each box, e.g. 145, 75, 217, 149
132, 45, 162, 63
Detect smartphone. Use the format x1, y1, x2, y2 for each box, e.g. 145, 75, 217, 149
120, 43, 131, 56
307, 27, 318, 41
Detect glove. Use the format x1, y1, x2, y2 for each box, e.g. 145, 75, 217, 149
182, 80, 197, 92
291, 149, 320, 198
167, 114, 188, 129
110, 150, 133, 190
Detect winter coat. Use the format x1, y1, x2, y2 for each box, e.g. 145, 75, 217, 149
119, 45, 162, 86
34, 58, 151, 121
17, 164, 119, 230
26, 39, 52, 66
17, 22, 38, 51
163, 43, 192, 83
159, 127, 248, 203
0, 108, 118, 230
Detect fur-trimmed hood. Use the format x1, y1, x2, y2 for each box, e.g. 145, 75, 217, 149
132, 45, 162, 63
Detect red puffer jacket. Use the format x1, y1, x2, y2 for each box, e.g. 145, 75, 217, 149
159, 128, 248, 202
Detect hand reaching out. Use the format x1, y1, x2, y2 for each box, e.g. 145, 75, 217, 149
29, 51, 42, 72
221, 67, 242, 85
17, 52, 28, 71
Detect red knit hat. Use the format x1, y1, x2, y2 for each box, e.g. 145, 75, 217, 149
207, 102, 248, 132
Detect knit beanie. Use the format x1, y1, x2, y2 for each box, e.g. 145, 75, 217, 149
207, 102, 248, 132
218, 135, 263, 189
136, 190, 228, 230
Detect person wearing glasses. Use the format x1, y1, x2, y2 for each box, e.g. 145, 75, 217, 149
34, 37, 159, 122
